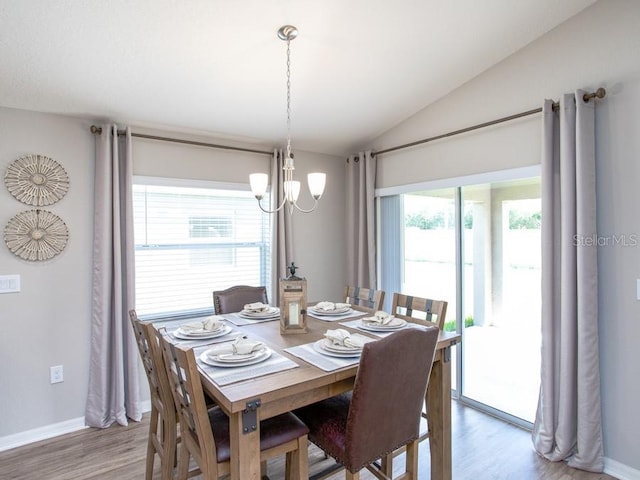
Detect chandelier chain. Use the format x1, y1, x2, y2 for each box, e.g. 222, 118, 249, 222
286, 38, 292, 159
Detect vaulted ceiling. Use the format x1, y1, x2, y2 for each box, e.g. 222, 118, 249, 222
0, 0, 596, 155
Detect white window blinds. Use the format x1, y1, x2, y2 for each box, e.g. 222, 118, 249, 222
132, 179, 271, 319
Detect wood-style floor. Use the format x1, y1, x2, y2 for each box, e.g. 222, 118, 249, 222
0, 401, 617, 480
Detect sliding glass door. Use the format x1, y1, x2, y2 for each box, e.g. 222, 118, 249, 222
379, 172, 541, 426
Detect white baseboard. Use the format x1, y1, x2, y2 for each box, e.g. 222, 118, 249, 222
605, 457, 640, 480
0, 417, 88, 452
0, 400, 152, 453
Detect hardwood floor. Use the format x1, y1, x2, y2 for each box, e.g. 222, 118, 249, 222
0, 401, 617, 480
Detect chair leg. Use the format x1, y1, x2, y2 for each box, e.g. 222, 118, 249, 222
161, 419, 177, 480
146, 408, 159, 480
405, 439, 419, 480
345, 469, 360, 480
380, 453, 393, 477
175, 443, 191, 480
284, 436, 308, 480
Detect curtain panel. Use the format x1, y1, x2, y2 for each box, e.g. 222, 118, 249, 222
346, 151, 377, 289
532, 92, 604, 472
85, 124, 142, 428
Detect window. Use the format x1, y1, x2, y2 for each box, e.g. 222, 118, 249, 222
133, 178, 271, 319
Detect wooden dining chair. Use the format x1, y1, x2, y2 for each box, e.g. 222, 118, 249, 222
157, 332, 309, 480
390, 292, 448, 329
294, 326, 440, 480
342, 286, 385, 313
390, 293, 448, 444
129, 310, 178, 480
212, 285, 268, 314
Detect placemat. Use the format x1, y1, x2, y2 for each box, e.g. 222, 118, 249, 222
195, 346, 299, 386
284, 333, 375, 371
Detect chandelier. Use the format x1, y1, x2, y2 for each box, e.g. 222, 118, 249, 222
250, 25, 326, 214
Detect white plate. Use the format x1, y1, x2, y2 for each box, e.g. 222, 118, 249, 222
309, 306, 352, 316
200, 347, 272, 368
313, 340, 362, 358
173, 324, 232, 340
238, 307, 280, 319
322, 338, 362, 353
358, 318, 407, 332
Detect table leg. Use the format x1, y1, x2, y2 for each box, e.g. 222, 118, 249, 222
426, 347, 453, 480
229, 410, 261, 480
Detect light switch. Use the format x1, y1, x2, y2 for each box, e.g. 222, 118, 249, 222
0, 275, 20, 293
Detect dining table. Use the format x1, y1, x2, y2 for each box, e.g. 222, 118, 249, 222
163, 306, 461, 480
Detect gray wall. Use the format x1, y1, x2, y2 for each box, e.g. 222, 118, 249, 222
0, 110, 346, 446
372, 0, 640, 476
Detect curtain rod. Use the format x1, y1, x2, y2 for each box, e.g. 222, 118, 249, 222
375, 87, 606, 156
89, 125, 272, 156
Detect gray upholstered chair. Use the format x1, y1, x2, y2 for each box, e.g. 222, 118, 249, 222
158, 332, 309, 480
294, 327, 439, 480
212, 285, 268, 314
342, 286, 385, 313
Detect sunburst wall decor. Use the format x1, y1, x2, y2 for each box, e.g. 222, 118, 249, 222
4, 209, 69, 261
4, 154, 70, 206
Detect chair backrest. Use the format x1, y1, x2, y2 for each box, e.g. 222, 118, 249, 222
390, 293, 448, 329
158, 332, 221, 477
343, 286, 385, 312
344, 326, 439, 471
129, 310, 175, 420
213, 285, 269, 314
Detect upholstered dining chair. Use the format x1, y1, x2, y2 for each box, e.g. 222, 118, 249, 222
157, 332, 309, 480
129, 310, 178, 480
342, 286, 385, 313
294, 326, 440, 480
390, 292, 448, 330
212, 285, 268, 314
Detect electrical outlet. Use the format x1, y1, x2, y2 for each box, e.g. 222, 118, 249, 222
50, 365, 64, 384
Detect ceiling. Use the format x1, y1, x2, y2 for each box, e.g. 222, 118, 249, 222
0, 0, 596, 156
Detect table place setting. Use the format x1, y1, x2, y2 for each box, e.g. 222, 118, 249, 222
307, 301, 363, 321
160, 316, 242, 346
195, 335, 299, 386
224, 302, 281, 325
341, 311, 425, 337
172, 316, 233, 340
284, 328, 376, 371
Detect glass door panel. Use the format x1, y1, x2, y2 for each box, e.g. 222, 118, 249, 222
402, 189, 459, 388
460, 179, 541, 424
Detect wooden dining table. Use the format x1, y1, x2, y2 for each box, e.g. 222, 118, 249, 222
187, 310, 461, 480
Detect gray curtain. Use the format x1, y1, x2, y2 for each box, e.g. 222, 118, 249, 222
85, 124, 142, 428
346, 151, 377, 288
532, 92, 603, 471
270, 148, 293, 300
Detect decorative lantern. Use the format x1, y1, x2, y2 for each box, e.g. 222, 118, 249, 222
279, 263, 308, 334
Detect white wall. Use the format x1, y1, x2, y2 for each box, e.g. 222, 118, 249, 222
0, 108, 94, 441
372, 0, 640, 477
0, 111, 346, 448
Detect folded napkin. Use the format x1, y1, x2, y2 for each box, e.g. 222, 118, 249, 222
207, 335, 265, 357
243, 302, 269, 313
179, 317, 223, 333
364, 310, 395, 325
324, 328, 364, 349
315, 301, 351, 311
